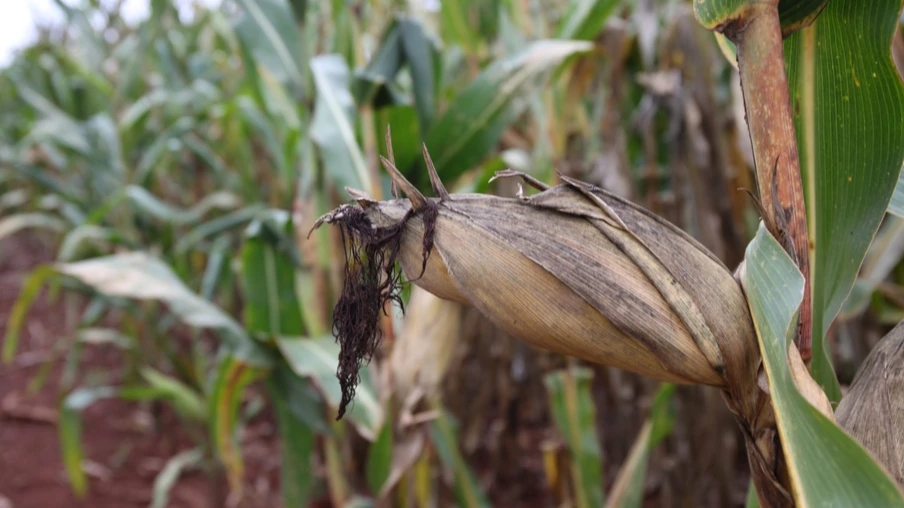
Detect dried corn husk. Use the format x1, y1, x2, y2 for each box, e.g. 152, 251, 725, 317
315, 148, 759, 419
836, 322, 904, 488
390, 286, 462, 402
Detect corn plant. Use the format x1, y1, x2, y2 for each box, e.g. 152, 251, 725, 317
315, 0, 904, 506
2, 0, 904, 506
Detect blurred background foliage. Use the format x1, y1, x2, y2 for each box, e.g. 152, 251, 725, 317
0, 0, 902, 506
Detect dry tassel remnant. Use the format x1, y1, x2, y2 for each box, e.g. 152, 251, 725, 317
313, 147, 761, 424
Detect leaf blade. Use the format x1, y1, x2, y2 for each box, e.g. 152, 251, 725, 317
740, 223, 904, 506
784, 0, 904, 401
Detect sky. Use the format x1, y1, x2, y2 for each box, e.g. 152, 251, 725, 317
0, 0, 221, 67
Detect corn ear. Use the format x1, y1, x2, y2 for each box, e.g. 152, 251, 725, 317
314, 149, 759, 417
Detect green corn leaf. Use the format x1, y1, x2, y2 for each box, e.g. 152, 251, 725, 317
556, 0, 620, 41
353, 21, 403, 106
693, 0, 826, 36
150, 448, 204, 508
240, 210, 305, 337
140, 367, 207, 422
276, 336, 383, 439
424, 40, 592, 183
429, 408, 490, 508
234, 0, 304, 89
267, 360, 319, 507
0, 213, 67, 241
784, 0, 904, 401
2, 266, 57, 362
173, 205, 266, 255
310, 54, 371, 192
840, 215, 904, 319
126, 186, 241, 226
209, 355, 265, 497
59, 387, 119, 497
545, 367, 604, 508
604, 384, 676, 508
376, 106, 420, 180
365, 419, 394, 495
740, 222, 904, 506
440, 0, 483, 55
53, 252, 270, 366
399, 19, 436, 133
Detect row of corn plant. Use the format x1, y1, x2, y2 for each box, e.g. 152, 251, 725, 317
3, 0, 903, 506
0, 0, 693, 505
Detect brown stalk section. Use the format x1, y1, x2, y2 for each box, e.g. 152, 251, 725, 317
728, 2, 812, 361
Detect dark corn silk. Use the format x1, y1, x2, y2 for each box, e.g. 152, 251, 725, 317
314, 197, 437, 418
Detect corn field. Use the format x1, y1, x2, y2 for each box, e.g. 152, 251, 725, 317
1, 0, 903, 507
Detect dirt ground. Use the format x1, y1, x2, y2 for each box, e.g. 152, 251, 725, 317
0, 232, 282, 508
